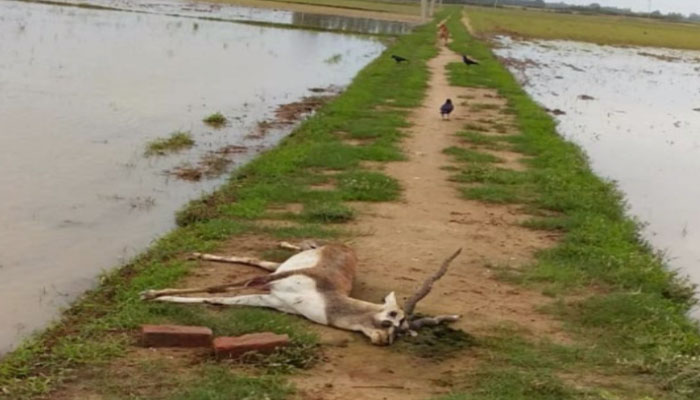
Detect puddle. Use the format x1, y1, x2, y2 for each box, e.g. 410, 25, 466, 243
494, 37, 700, 316
12, 0, 415, 34
0, 0, 384, 355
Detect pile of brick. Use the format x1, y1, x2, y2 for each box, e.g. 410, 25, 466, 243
140, 324, 290, 358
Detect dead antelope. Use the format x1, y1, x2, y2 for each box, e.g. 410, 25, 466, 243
140, 242, 461, 345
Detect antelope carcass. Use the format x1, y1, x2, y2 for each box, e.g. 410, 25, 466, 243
140, 242, 461, 345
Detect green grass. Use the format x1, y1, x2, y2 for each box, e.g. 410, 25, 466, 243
170, 366, 292, 400
457, 130, 502, 145
430, 324, 598, 400
451, 163, 529, 185
301, 201, 355, 223
443, 8, 700, 398
203, 112, 228, 127
466, 5, 700, 50
145, 131, 195, 156
337, 170, 401, 201
0, 15, 441, 399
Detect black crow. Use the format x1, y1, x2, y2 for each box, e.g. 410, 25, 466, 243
440, 99, 454, 119
462, 54, 479, 65
391, 54, 408, 63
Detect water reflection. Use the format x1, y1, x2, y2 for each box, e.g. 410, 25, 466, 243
11, 0, 415, 34
494, 37, 700, 315
0, 0, 384, 355
291, 12, 412, 35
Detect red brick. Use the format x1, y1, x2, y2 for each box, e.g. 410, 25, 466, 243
213, 332, 290, 358
141, 324, 213, 348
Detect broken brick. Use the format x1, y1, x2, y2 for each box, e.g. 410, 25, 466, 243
213, 332, 290, 358
141, 324, 213, 348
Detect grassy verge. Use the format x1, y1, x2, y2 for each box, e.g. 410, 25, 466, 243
466, 5, 700, 50
438, 8, 700, 399
145, 131, 195, 156
0, 15, 440, 399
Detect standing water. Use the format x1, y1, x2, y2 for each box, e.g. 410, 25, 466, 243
494, 37, 700, 315
0, 0, 385, 355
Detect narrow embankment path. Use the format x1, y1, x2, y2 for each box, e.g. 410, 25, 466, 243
292, 38, 562, 400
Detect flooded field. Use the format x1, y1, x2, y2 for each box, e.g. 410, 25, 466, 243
15, 0, 415, 34
0, 0, 385, 354
495, 38, 700, 314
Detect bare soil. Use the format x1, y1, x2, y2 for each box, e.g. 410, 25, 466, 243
289, 42, 564, 399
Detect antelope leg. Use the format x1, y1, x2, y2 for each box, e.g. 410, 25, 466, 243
140, 277, 258, 300
278, 240, 319, 251
191, 253, 280, 271
154, 294, 298, 314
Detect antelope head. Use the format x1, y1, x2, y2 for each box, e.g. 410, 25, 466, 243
373, 292, 406, 330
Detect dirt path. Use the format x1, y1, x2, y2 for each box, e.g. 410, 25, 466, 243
291, 40, 562, 400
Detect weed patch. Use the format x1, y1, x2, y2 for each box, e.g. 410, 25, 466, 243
301, 201, 355, 223
203, 112, 227, 127
337, 170, 401, 201
396, 324, 476, 360
145, 131, 194, 156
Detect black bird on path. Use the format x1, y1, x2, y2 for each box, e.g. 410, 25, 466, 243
462, 54, 479, 66
391, 54, 408, 63
440, 99, 454, 120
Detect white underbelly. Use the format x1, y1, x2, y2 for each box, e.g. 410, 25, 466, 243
275, 248, 321, 273
269, 274, 328, 325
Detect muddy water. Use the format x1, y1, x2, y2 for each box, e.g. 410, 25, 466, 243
0, 0, 384, 355
494, 38, 700, 315
14, 0, 415, 34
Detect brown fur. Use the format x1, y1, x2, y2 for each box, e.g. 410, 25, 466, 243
253, 244, 357, 294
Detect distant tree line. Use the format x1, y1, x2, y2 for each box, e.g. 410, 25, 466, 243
440, 0, 700, 23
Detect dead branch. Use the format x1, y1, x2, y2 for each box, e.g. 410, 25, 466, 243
403, 248, 462, 316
